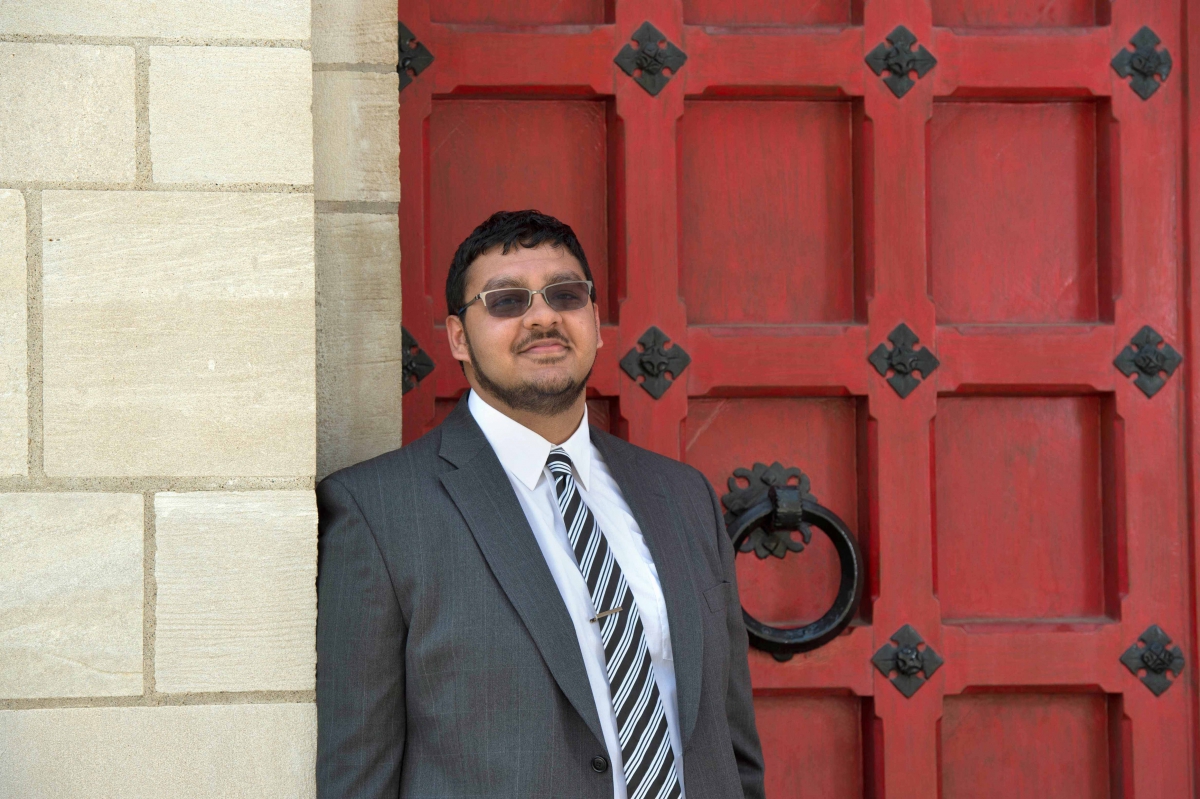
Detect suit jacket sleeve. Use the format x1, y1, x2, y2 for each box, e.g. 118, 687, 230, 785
316, 476, 407, 799
705, 477, 767, 799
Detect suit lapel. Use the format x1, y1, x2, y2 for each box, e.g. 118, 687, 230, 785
437, 399, 605, 747
591, 429, 704, 748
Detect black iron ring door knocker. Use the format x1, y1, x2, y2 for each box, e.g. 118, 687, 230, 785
722, 463, 864, 660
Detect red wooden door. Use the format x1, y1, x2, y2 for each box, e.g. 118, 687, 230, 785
396, 0, 1195, 795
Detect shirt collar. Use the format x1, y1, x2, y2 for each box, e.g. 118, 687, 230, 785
467, 390, 592, 491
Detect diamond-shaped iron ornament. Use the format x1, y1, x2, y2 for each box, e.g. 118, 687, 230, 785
401, 327, 435, 394
872, 625, 944, 697
620, 326, 690, 398
722, 463, 817, 559
614, 21, 688, 97
869, 323, 939, 398
1114, 325, 1182, 398
865, 26, 937, 98
1120, 625, 1185, 696
1111, 27, 1172, 100
397, 22, 435, 93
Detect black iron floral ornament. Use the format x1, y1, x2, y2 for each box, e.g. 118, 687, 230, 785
1120, 625, 1185, 696
872, 625, 944, 697
401, 327, 435, 394
722, 463, 816, 559
614, 21, 688, 96
397, 22, 435, 93
869, 323, 939, 398
865, 26, 937, 98
1111, 27, 1172, 100
620, 326, 690, 398
1114, 325, 1181, 397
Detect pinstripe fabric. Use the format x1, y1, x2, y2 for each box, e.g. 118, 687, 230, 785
547, 448, 682, 799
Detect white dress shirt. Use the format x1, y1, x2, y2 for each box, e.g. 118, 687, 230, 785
468, 390, 685, 798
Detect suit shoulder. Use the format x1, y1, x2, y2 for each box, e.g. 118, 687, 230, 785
318, 424, 443, 496
591, 427, 711, 491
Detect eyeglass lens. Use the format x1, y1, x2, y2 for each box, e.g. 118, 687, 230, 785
483, 281, 592, 318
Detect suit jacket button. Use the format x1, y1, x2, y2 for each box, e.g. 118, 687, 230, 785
591, 756, 609, 773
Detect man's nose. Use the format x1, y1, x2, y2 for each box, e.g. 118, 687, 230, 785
523, 291, 562, 327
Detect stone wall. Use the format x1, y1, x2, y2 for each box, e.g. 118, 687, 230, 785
0, 0, 402, 794
313, 0, 402, 479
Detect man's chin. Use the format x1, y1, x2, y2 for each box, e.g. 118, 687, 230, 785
472, 366, 591, 417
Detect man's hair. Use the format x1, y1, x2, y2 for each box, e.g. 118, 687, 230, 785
446, 210, 593, 317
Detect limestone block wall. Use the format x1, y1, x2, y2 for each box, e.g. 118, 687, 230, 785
313, 0, 403, 479
0, 0, 402, 794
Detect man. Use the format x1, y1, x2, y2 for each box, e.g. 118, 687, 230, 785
316, 210, 765, 799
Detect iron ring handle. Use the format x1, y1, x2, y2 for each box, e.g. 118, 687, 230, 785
727, 487, 864, 659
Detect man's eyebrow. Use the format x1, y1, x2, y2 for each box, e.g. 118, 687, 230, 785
478, 275, 526, 292
544, 270, 587, 285
478, 271, 587, 292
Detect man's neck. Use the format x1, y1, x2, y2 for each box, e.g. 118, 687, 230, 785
469, 389, 586, 445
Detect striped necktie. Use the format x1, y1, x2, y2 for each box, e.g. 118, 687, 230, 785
546, 448, 682, 799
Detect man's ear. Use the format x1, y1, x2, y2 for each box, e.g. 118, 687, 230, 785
593, 303, 603, 349
445, 314, 471, 365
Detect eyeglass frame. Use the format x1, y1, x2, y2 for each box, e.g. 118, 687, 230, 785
455, 279, 596, 318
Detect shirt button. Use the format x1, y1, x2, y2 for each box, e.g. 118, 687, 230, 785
591, 756, 609, 773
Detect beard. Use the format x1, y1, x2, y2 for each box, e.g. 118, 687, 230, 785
465, 329, 592, 416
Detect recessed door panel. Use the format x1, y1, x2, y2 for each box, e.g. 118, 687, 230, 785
930, 101, 1103, 324
684, 398, 863, 627
935, 396, 1109, 622
755, 695, 866, 798
428, 99, 612, 321
680, 101, 858, 325
941, 693, 1113, 799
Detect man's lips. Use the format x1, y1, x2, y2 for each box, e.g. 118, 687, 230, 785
519, 340, 568, 354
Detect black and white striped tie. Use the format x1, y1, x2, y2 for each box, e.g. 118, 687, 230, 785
546, 448, 682, 799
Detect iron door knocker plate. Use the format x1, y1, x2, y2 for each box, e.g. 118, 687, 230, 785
726, 485, 864, 660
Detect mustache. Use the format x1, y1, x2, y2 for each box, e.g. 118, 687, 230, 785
513, 330, 570, 353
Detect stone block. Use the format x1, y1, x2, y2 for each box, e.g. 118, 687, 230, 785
312, 0, 397, 65
0, 703, 316, 799
0, 0, 309, 40
0, 44, 135, 183
313, 71, 399, 202
0, 190, 25, 476
316, 213, 402, 478
150, 47, 313, 185
41, 190, 315, 477
154, 491, 316, 693
0, 493, 143, 699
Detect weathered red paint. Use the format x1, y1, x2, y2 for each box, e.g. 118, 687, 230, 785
399, 0, 1196, 794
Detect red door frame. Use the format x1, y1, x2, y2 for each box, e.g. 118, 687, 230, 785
1186, 0, 1200, 777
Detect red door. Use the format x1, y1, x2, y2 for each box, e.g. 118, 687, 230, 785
396, 1, 1195, 795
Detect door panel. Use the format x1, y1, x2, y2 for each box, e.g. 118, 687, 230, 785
754, 695, 866, 798
679, 100, 858, 325
940, 693, 1115, 798
929, 100, 1107, 324
431, 0, 606, 25
428, 99, 613, 322
931, 0, 1104, 27
934, 395, 1110, 622
397, 0, 1195, 794
683, 0, 855, 27
684, 397, 865, 627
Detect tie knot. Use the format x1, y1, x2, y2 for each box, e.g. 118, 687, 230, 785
546, 447, 573, 473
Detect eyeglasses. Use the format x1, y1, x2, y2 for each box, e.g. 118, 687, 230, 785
457, 280, 595, 319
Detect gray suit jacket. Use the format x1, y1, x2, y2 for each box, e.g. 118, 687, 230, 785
315, 397, 765, 798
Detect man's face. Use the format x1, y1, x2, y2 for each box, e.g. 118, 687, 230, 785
446, 243, 602, 416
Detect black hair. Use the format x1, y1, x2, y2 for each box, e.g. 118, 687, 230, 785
446, 210, 593, 317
